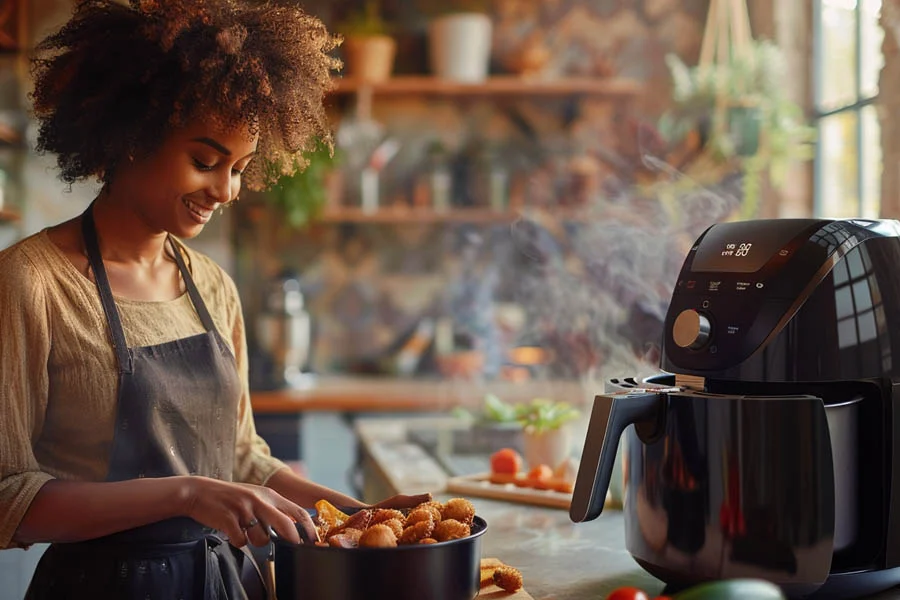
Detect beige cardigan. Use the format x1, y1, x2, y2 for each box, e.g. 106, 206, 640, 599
0, 230, 288, 549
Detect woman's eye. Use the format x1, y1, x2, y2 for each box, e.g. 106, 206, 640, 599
193, 159, 214, 171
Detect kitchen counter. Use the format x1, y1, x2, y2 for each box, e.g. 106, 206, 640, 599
354, 415, 665, 599
354, 416, 900, 600
250, 376, 591, 414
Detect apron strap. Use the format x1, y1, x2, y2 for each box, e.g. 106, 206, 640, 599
167, 236, 219, 335
81, 203, 133, 374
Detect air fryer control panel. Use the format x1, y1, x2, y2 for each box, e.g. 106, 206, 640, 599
663, 218, 900, 373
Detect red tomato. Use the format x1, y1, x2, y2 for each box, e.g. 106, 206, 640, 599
607, 587, 650, 600
490, 448, 523, 475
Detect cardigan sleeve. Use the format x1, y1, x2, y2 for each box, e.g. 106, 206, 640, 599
0, 247, 57, 549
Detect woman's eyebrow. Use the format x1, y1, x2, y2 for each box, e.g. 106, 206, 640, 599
191, 137, 231, 156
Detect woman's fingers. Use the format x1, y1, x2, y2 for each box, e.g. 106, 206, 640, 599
255, 500, 301, 545
245, 519, 271, 547
293, 508, 319, 544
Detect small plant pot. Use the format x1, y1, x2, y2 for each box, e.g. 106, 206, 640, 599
727, 103, 762, 157
343, 35, 397, 83
428, 13, 493, 83
522, 424, 573, 470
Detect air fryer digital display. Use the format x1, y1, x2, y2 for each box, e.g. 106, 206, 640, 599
691, 219, 817, 273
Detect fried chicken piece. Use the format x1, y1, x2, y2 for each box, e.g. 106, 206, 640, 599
414, 500, 443, 523
327, 527, 363, 548
433, 518, 470, 542
358, 524, 398, 548
405, 508, 434, 527
370, 508, 405, 526
418, 538, 437, 544
441, 498, 475, 526
381, 518, 404, 539
493, 566, 523, 592
399, 518, 435, 544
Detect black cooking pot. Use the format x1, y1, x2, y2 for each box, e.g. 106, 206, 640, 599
273, 510, 488, 600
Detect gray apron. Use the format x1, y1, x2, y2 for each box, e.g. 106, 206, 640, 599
25, 203, 266, 599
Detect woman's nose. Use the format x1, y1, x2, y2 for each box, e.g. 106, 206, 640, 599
209, 171, 236, 204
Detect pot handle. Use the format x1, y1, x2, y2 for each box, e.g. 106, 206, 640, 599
570, 392, 666, 523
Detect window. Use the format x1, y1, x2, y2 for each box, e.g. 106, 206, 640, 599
813, 0, 883, 218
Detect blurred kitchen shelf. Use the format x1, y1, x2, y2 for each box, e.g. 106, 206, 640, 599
0, 208, 21, 223
318, 207, 520, 224
329, 76, 644, 98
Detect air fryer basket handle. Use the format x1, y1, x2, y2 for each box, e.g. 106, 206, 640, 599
570, 392, 666, 523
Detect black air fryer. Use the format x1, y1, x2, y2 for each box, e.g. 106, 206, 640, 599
571, 218, 900, 599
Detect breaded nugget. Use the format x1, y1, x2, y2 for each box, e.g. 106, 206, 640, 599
370, 508, 405, 525
441, 498, 475, 526
405, 508, 434, 527
418, 538, 437, 544
381, 518, 404, 539
433, 518, 470, 542
493, 566, 523, 592
399, 518, 435, 544
358, 524, 397, 548
415, 500, 444, 523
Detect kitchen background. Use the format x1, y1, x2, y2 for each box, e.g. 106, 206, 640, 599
0, 0, 892, 596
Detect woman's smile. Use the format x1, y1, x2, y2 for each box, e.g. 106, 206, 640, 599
182, 197, 217, 224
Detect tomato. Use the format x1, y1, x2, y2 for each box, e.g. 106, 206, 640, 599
490, 448, 523, 475
607, 587, 650, 600
526, 464, 553, 481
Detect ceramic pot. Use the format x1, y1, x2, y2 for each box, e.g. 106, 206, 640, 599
428, 13, 492, 83
522, 424, 573, 470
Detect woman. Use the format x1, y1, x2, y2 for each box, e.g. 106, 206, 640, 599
0, 1, 428, 598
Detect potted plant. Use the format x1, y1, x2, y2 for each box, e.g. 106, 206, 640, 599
263, 138, 342, 229
660, 40, 816, 218
419, 0, 493, 82
457, 394, 580, 469
337, 0, 396, 83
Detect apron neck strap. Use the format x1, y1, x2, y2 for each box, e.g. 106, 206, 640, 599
81, 202, 222, 375
81, 202, 133, 374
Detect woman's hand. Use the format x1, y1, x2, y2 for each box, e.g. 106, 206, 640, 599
182, 476, 318, 547
369, 493, 433, 511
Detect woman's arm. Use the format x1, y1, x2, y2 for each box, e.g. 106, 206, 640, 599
15, 475, 311, 547
265, 468, 432, 511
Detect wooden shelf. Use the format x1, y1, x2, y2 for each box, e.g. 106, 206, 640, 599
0, 208, 20, 223
318, 206, 520, 224
328, 75, 643, 98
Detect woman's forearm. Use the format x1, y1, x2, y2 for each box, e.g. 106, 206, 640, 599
265, 468, 365, 509
14, 477, 192, 545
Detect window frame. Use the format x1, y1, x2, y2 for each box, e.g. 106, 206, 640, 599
812, 0, 882, 218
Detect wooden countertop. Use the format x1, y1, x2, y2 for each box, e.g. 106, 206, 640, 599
250, 376, 593, 414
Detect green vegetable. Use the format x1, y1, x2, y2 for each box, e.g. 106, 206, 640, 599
483, 393, 519, 423
674, 579, 785, 600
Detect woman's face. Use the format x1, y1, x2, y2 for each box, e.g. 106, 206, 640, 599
114, 118, 259, 239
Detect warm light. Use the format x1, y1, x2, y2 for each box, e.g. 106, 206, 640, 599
508, 346, 547, 365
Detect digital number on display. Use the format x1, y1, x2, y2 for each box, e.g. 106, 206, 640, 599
721, 243, 752, 258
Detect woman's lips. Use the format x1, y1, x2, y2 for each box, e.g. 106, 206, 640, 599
182, 197, 215, 224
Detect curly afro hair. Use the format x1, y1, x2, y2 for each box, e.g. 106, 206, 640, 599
29, 0, 341, 191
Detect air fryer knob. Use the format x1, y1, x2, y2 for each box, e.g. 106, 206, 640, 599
673, 309, 712, 350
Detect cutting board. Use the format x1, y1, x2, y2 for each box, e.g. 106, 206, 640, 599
479, 557, 534, 599
478, 584, 535, 599
446, 472, 572, 509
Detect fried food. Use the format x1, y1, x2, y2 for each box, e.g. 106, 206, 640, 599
381, 518, 404, 539
358, 524, 398, 548
414, 500, 443, 523
441, 498, 475, 526
399, 518, 435, 544
405, 508, 434, 527
418, 538, 437, 544
328, 528, 363, 548
370, 508, 405, 526
433, 518, 470, 542
480, 558, 505, 589
493, 565, 524, 592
